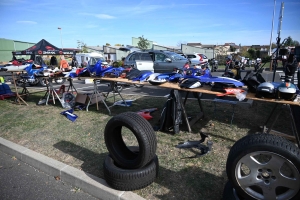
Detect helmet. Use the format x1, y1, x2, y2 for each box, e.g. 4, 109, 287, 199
131, 71, 153, 82
179, 78, 201, 89
277, 82, 297, 100
147, 73, 161, 81
256, 82, 275, 98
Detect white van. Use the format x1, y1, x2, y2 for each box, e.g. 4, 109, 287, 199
75, 52, 108, 67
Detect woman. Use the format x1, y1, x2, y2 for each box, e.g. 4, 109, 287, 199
60, 57, 70, 71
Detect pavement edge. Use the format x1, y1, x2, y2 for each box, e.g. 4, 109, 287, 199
0, 137, 145, 200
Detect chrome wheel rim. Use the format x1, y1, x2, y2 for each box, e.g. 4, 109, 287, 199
235, 151, 300, 200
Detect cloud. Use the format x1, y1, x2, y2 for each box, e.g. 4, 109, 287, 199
17, 21, 37, 24
80, 13, 115, 19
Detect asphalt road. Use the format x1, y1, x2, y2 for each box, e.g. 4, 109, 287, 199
0, 150, 99, 200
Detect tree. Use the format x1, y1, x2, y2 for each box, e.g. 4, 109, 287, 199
283, 36, 300, 47
106, 43, 111, 46
77, 40, 88, 53
247, 48, 256, 59
230, 45, 236, 52
137, 35, 150, 50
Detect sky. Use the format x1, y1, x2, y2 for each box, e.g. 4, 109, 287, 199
0, 0, 299, 49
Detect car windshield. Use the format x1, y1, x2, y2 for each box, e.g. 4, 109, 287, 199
90, 57, 106, 65
165, 52, 186, 61
94, 57, 106, 62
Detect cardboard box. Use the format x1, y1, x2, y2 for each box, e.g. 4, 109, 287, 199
75, 93, 88, 104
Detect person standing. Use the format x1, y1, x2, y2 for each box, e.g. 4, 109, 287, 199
50, 56, 58, 67
71, 56, 78, 68
60, 57, 70, 71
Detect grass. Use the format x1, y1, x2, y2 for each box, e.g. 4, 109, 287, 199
0, 86, 294, 200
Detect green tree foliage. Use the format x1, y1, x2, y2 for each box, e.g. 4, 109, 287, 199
106, 43, 111, 46
137, 35, 150, 50
77, 40, 88, 53
256, 50, 261, 58
247, 48, 256, 59
230, 45, 236, 52
283, 36, 300, 47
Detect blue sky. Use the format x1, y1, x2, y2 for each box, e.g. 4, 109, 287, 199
0, 0, 299, 48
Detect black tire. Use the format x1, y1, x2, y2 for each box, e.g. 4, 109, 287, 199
103, 154, 158, 191
39, 78, 49, 87
222, 180, 243, 200
29, 79, 40, 86
226, 133, 300, 200
104, 112, 157, 169
54, 77, 66, 85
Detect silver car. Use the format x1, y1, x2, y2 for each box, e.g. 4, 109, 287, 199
124, 50, 189, 73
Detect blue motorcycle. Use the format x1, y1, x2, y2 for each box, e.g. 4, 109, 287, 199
15, 63, 48, 86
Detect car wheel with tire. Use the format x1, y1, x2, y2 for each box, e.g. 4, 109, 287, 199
226, 133, 300, 200
103, 153, 158, 191
104, 112, 157, 169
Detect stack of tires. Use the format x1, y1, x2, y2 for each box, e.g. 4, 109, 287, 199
103, 112, 159, 191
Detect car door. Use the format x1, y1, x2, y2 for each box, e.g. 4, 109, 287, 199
152, 52, 173, 73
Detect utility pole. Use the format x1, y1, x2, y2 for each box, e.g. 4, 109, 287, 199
58, 27, 63, 50
269, 0, 276, 71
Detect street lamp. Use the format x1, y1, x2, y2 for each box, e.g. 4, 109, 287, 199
58, 27, 63, 49
269, 0, 276, 56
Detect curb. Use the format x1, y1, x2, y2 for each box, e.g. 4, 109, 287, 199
0, 137, 145, 200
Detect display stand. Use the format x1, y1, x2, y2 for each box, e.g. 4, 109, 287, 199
11, 72, 29, 106
85, 79, 111, 115
66, 78, 77, 94
103, 81, 128, 108
262, 103, 300, 147
181, 91, 204, 133
43, 77, 62, 106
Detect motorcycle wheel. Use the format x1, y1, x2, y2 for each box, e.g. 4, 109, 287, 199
133, 84, 144, 88
114, 85, 123, 93
55, 77, 66, 85
226, 133, 300, 200
39, 78, 49, 87
29, 79, 40, 86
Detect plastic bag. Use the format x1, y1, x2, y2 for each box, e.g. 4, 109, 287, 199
235, 90, 247, 101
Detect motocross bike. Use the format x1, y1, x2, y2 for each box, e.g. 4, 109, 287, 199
15, 64, 48, 86
210, 58, 218, 72
222, 59, 242, 81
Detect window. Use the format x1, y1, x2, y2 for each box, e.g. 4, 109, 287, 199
187, 55, 196, 59
128, 54, 137, 61
140, 53, 152, 61
89, 57, 97, 65
155, 53, 167, 62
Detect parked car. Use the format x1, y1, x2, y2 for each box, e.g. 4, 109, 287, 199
186, 53, 208, 65
124, 50, 189, 73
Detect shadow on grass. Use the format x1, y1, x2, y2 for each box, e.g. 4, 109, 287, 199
53, 140, 227, 200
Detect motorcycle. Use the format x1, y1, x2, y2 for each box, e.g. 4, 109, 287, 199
15, 63, 48, 86
210, 58, 218, 72
254, 58, 262, 72
222, 58, 242, 81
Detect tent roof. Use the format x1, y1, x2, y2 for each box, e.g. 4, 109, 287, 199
12, 39, 74, 56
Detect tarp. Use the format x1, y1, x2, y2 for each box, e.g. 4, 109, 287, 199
12, 39, 74, 56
